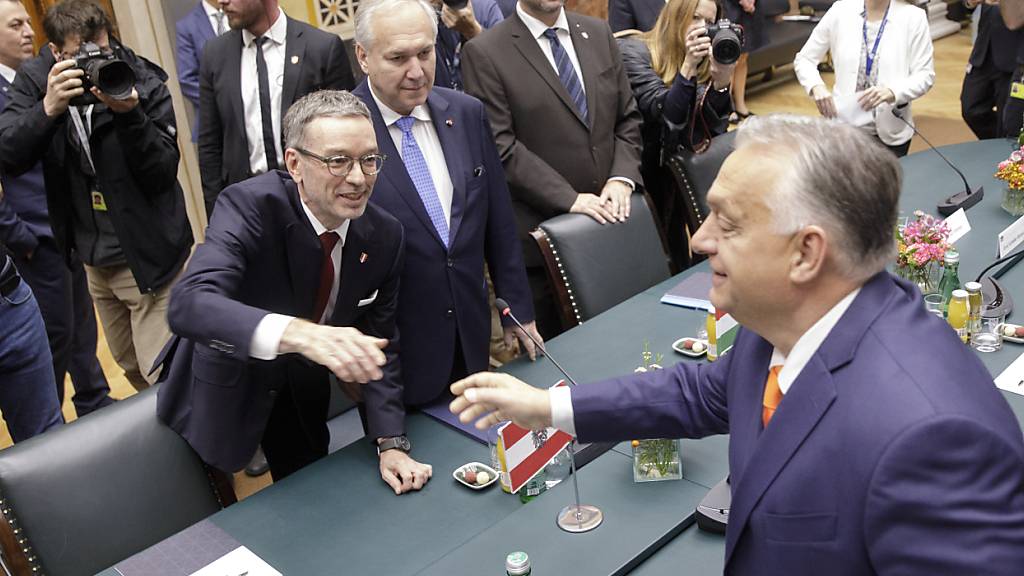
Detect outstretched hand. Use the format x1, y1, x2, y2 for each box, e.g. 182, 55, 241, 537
449, 372, 552, 431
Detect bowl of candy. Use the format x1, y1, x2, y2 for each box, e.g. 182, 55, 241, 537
1000, 323, 1024, 344
453, 462, 498, 490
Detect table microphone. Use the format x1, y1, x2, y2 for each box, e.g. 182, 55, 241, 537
973, 246, 1024, 319
493, 297, 602, 533
890, 108, 984, 215
494, 298, 578, 387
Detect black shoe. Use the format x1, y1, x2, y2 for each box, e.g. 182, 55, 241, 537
245, 446, 269, 477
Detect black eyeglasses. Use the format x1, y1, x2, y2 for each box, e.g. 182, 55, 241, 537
294, 148, 386, 177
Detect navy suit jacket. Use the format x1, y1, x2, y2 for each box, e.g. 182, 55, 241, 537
354, 82, 533, 406
971, 5, 1024, 73
608, 0, 665, 33
572, 272, 1024, 574
0, 75, 51, 258
174, 1, 216, 141
155, 171, 406, 472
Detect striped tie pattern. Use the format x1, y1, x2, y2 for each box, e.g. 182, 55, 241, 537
542, 28, 588, 124
395, 116, 449, 248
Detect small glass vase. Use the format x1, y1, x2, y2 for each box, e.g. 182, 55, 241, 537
631, 439, 682, 482
1002, 186, 1024, 217
895, 262, 940, 295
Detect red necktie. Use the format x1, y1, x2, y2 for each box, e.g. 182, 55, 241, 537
762, 365, 784, 428
312, 231, 340, 323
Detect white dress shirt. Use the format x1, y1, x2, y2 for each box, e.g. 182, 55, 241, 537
201, 1, 227, 36
240, 8, 287, 175
550, 288, 862, 434
368, 83, 454, 225
248, 203, 351, 360
0, 62, 15, 85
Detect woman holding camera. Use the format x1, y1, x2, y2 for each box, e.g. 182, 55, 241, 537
617, 0, 735, 269
794, 0, 934, 157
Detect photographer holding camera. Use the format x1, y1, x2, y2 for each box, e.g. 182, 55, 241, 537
0, 0, 192, 392
431, 0, 504, 91
617, 0, 735, 269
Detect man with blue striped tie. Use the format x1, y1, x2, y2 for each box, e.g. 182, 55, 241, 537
461, 0, 643, 338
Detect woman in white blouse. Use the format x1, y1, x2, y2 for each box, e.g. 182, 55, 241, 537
794, 0, 935, 156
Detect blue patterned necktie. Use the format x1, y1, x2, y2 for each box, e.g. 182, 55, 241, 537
395, 116, 450, 248
542, 28, 588, 124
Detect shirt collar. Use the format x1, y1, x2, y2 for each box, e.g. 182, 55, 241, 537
769, 287, 862, 394
299, 196, 351, 243
201, 1, 221, 19
367, 82, 432, 127
0, 62, 16, 84
515, 2, 569, 40
242, 7, 287, 47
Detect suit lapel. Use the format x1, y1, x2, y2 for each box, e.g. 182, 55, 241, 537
331, 216, 375, 325
510, 15, 587, 129
195, 3, 215, 42
281, 17, 306, 117
0, 75, 10, 107
724, 357, 837, 564
426, 91, 466, 246
357, 82, 448, 249
225, 31, 246, 145
568, 15, 597, 131
283, 178, 321, 320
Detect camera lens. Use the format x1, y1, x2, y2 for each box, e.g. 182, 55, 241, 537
88, 59, 135, 100
711, 30, 741, 65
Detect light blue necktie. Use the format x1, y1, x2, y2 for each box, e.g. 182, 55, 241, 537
542, 28, 588, 124
396, 116, 449, 248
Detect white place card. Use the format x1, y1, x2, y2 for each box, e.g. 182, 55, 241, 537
995, 352, 1024, 397
998, 214, 1024, 259
189, 547, 282, 576
944, 208, 971, 244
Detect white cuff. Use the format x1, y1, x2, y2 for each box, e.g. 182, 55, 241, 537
249, 313, 295, 360
607, 177, 635, 191
549, 385, 576, 436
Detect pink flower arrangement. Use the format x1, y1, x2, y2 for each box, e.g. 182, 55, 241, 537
896, 211, 950, 270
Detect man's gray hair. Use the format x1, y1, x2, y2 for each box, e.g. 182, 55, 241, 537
355, 0, 438, 49
282, 90, 371, 150
734, 115, 901, 280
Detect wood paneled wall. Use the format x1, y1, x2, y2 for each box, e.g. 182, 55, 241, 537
23, 0, 118, 51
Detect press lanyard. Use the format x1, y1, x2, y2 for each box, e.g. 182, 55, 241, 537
862, 2, 890, 81
69, 105, 96, 174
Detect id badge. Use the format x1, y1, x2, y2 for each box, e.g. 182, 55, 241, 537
91, 190, 108, 212
1011, 82, 1024, 101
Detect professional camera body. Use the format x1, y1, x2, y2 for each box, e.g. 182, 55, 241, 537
705, 19, 745, 66
69, 42, 136, 106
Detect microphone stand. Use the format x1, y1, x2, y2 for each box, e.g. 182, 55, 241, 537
495, 299, 602, 533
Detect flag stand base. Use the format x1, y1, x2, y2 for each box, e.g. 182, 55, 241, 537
557, 504, 603, 533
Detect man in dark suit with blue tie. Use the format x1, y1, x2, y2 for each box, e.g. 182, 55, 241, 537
352, 0, 539, 408
0, 0, 114, 415
175, 0, 224, 141
157, 90, 433, 490
451, 116, 1024, 574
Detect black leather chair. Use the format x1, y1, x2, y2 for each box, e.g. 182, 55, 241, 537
0, 387, 234, 576
530, 193, 672, 328
664, 130, 737, 255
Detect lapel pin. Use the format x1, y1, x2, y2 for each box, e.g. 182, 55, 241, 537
360, 252, 369, 264
445, 118, 454, 127
291, 55, 299, 64
581, 31, 589, 39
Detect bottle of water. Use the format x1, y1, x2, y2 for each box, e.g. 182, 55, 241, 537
544, 446, 572, 489
519, 469, 547, 503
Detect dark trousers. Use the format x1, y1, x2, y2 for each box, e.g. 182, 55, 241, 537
961, 57, 1013, 139
15, 239, 113, 416
262, 373, 331, 481
0, 277, 64, 442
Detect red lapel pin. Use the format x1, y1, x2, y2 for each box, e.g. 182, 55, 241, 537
360, 252, 369, 263
445, 118, 454, 127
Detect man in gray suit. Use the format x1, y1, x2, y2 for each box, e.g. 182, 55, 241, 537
198, 0, 354, 217
462, 0, 643, 337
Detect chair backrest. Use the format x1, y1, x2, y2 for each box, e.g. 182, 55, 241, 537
664, 130, 737, 244
531, 193, 671, 328
0, 387, 232, 576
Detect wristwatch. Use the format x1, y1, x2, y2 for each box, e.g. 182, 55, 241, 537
377, 435, 412, 455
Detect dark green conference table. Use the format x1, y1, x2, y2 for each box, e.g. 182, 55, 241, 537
100, 139, 1024, 575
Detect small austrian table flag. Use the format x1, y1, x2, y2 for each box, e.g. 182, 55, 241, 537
498, 380, 573, 494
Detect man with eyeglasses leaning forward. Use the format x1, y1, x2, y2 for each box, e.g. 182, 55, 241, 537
156, 90, 433, 491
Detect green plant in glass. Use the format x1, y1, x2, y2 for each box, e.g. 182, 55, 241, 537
632, 340, 682, 482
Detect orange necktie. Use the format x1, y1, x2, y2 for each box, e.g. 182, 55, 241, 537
762, 365, 784, 428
